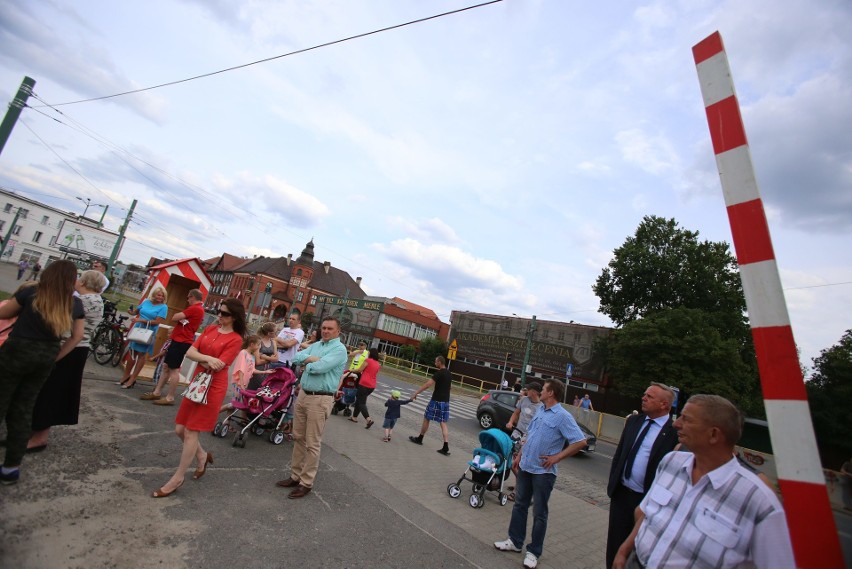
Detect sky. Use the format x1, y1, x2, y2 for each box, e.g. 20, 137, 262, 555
0, 0, 849, 371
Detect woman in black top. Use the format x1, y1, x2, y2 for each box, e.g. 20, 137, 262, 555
0, 260, 85, 485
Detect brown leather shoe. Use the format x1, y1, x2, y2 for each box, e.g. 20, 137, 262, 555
276, 478, 300, 488
140, 392, 161, 401
288, 485, 312, 499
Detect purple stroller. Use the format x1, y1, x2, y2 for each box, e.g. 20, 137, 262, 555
212, 367, 297, 448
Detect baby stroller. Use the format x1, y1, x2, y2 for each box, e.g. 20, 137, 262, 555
447, 428, 514, 508
212, 367, 297, 448
331, 370, 359, 416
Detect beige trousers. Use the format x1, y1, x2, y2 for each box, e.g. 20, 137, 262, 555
289, 391, 334, 488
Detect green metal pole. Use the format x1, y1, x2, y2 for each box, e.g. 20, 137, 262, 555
0, 76, 36, 157
519, 315, 537, 387
107, 199, 136, 273
97, 205, 109, 228
0, 208, 22, 260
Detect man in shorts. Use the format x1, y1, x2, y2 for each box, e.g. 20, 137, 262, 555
409, 356, 452, 456
141, 289, 205, 405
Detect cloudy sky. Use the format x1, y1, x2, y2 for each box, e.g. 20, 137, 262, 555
1, 0, 849, 369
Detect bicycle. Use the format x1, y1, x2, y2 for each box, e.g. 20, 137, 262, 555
91, 300, 130, 366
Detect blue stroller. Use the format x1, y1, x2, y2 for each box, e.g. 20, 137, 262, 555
447, 428, 514, 508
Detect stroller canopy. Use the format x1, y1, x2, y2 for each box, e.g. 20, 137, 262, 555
478, 428, 513, 461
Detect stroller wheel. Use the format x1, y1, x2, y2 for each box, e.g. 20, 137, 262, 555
469, 493, 482, 508
212, 422, 222, 437
343, 408, 351, 417
233, 433, 246, 448
447, 484, 462, 499
254, 425, 265, 436
218, 422, 229, 438
270, 430, 286, 445
499, 493, 509, 506
331, 407, 339, 415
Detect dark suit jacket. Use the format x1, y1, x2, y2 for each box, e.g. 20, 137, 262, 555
606, 413, 679, 498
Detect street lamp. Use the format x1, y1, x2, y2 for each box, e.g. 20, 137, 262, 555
500, 352, 512, 387
519, 315, 537, 387
76, 197, 108, 227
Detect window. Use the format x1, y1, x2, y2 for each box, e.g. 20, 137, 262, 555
18, 208, 28, 219
3, 203, 11, 213
558, 331, 565, 341
296, 291, 304, 302
41, 215, 49, 225
309, 295, 317, 305
33, 231, 43, 243
12, 225, 21, 235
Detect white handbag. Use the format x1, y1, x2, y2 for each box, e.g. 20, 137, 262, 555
127, 322, 155, 345
182, 370, 212, 404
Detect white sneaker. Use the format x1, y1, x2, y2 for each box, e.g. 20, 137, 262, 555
494, 538, 522, 552
523, 551, 538, 568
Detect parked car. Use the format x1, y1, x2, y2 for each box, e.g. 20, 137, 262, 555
476, 389, 596, 452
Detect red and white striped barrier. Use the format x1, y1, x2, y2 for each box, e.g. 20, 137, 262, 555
693, 31, 843, 568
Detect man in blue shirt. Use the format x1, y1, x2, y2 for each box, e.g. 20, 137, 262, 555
494, 379, 587, 569
276, 316, 347, 499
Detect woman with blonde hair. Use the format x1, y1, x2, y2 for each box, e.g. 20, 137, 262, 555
117, 286, 168, 389
27, 270, 107, 451
0, 260, 85, 484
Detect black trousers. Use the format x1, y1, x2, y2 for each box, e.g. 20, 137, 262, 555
606, 483, 645, 569
352, 386, 374, 419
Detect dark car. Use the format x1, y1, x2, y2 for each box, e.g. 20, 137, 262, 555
476, 389, 596, 452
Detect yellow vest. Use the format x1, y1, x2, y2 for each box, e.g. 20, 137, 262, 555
349, 349, 369, 370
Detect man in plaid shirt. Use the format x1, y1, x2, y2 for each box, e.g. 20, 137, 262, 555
613, 394, 794, 569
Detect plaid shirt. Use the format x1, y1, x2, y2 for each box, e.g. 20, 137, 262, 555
635, 452, 794, 568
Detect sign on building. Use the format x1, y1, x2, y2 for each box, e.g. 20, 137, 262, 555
55, 220, 121, 259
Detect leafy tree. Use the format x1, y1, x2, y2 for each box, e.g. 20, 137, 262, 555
301, 311, 314, 330
604, 308, 763, 417
417, 337, 448, 366
399, 345, 416, 362
593, 216, 747, 339
806, 330, 852, 454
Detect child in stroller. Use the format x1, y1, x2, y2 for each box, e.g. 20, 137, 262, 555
447, 428, 514, 508
212, 366, 297, 448
331, 370, 359, 416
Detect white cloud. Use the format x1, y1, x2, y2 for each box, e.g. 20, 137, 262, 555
615, 128, 679, 175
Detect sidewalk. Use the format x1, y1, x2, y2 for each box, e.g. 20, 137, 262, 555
1, 357, 608, 569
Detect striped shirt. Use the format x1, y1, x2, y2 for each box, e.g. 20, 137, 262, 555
635, 452, 794, 569
518, 403, 585, 475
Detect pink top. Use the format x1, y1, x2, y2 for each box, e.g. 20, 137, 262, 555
231, 349, 256, 389
358, 358, 380, 389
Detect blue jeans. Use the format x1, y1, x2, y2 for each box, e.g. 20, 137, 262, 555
508, 468, 556, 557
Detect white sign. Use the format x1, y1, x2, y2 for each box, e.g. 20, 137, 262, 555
56, 220, 120, 258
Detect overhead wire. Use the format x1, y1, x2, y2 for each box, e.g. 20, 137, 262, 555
39, 0, 506, 107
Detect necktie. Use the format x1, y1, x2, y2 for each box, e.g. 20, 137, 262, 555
624, 419, 653, 482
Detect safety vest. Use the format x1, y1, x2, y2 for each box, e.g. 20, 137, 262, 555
349, 349, 369, 370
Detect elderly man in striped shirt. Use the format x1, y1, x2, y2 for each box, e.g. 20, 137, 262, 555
613, 394, 795, 569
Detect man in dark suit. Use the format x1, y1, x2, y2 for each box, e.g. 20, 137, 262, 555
605, 382, 678, 569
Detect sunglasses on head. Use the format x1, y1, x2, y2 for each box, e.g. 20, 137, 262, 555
218, 310, 232, 316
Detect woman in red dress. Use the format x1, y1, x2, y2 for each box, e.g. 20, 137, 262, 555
152, 298, 245, 497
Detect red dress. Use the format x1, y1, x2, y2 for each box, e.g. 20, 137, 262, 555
175, 325, 242, 431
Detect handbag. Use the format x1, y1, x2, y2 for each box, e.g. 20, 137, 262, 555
183, 370, 213, 404
127, 322, 155, 345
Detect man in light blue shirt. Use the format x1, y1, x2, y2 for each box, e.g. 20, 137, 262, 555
494, 379, 587, 569
276, 316, 347, 499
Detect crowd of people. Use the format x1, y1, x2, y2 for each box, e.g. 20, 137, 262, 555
0, 270, 803, 568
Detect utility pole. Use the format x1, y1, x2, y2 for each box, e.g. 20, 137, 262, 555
107, 199, 136, 273
0, 76, 36, 157
519, 315, 537, 387
0, 208, 22, 259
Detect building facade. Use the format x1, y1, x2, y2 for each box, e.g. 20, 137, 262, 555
0, 188, 120, 269
448, 311, 611, 391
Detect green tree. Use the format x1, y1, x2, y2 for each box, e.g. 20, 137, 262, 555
399, 345, 416, 362
417, 337, 448, 366
603, 308, 763, 416
806, 330, 852, 454
593, 216, 747, 339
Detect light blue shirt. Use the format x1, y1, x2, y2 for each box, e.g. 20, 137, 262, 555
519, 403, 586, 475
292, 336, 347, 393
622, 414, 669, 493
